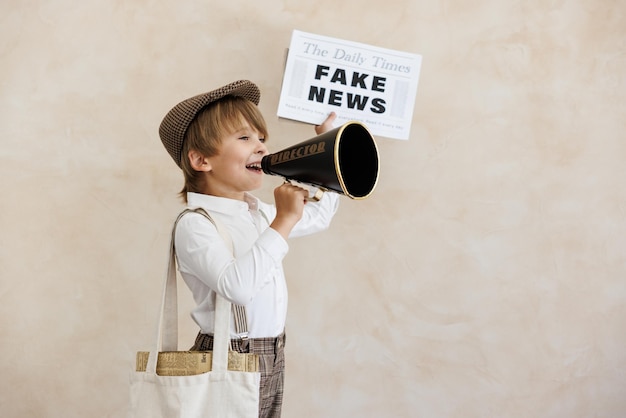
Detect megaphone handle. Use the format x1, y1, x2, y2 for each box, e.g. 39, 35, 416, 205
307, 188, 325, 202
283, 179, 325, 202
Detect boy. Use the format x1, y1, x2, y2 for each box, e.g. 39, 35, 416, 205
158, 80, 339, 417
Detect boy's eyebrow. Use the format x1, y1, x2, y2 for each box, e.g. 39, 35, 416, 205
232, 127, 253, 135
228, 119, 267, 138
233, 125, 263, 136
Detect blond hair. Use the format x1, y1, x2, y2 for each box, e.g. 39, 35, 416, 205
179, 96, 268, 202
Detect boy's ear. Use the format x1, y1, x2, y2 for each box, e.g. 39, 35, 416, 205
188, 150, 211, 172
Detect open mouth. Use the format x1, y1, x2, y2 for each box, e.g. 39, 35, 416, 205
246, 163, 262, 172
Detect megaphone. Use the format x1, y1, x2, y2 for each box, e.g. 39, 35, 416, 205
261, 121, 380, 200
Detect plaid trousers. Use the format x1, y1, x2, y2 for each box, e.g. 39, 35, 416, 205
191, 332, 286, 418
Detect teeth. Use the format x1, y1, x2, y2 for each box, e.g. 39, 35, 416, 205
246, 163, 261, 169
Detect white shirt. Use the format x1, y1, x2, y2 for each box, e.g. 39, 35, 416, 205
174, 190, 339, 338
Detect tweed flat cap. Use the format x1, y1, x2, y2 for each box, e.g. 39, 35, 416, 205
159, 80, 261, 167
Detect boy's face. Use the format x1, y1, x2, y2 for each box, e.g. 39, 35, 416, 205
203, 122, 268, 200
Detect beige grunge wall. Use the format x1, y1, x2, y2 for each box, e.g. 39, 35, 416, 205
1, 0, 625, 417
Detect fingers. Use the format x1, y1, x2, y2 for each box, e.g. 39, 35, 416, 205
278, 181, 309, 200
315, 111, 337, 135
275, 181, 308, 207
272, 182, 309, 238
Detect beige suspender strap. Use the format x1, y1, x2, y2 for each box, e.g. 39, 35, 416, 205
177, 208, 249, 338
231, 305, 249, 339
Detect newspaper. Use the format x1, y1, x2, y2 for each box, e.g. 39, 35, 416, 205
277, 30, 422, 140
136, 351, 259, 376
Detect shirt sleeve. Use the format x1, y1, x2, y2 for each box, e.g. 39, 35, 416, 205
257, 188, 340, 238
174, 212, 289, 306
293, 189, 340, 237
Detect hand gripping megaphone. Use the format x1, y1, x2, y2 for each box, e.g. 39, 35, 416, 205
261, 121, 380, 200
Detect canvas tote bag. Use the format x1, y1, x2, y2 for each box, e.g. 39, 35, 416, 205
128, 209, 261, 417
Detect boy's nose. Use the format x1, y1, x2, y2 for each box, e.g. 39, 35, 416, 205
256, 140, 268, 155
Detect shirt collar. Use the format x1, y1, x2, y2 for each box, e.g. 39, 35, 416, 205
187, 192, 260, 216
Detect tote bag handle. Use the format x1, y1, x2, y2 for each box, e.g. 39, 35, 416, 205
147, 208, 243, 374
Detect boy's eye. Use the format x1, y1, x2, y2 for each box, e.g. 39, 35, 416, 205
238, 135, 266, 144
